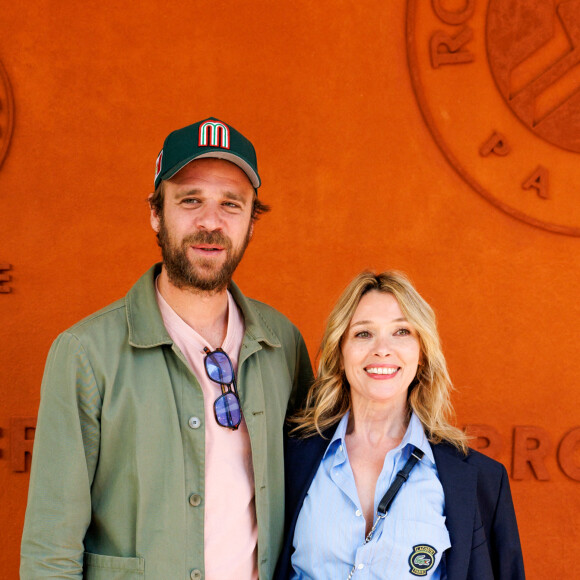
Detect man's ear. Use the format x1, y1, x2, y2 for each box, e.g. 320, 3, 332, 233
149, 193, 161, 233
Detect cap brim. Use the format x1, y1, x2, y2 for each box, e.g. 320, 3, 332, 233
165, 151, 261, 189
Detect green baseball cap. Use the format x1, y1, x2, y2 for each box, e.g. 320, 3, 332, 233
154, 117, 261, 190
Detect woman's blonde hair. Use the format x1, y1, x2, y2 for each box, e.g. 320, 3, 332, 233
290, 270, 468, 453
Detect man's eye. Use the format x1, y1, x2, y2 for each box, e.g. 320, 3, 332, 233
224, 202, 241, 209
182, 198, 200, 204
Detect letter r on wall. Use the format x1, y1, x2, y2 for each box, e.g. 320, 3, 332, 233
512, 426, 552, 480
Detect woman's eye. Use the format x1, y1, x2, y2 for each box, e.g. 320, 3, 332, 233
395, 328, 411, 336
354, 331, 371, 338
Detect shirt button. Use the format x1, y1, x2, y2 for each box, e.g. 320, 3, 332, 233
190, 570, 202, 580
189, 494, 202, 507
358, 563, 365, 570
355, 509, 362, 517
188, 416, 201, 429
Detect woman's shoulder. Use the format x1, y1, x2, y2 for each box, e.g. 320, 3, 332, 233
466, 446, 509, 481
432, 441, 509, 486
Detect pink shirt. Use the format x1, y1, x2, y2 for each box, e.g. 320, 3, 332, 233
156, 287, 258, 580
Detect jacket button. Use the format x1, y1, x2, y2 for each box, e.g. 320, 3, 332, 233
189, 494, 202, 507
188, 416, 201, 429
190, 569, 202, 580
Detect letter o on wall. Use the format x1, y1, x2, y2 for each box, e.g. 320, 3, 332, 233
558, 427, 580, 481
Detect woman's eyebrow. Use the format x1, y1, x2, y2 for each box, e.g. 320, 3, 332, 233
350, 317, 408, 328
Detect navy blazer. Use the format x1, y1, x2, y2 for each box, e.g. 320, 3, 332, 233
275, 428, 525, 580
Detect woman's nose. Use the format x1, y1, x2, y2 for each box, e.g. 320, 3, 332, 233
374, 336, 393, 357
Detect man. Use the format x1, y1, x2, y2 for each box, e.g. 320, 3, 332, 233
21, 117, 313, 580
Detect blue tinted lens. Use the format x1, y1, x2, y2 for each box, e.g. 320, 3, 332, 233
214, 392, 241, 428
205, 351, 233, 384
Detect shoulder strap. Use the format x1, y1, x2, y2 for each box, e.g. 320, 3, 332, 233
377, 446, 424, 515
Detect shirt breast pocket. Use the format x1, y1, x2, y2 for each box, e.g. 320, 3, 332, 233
383, 519, 451, 578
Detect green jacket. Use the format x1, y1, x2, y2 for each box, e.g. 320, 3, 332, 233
21, 264, 313, 580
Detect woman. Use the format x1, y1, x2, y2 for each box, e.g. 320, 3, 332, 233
276, 271, 525, 580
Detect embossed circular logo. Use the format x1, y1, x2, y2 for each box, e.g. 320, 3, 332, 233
0, 59, 14, 171
487, 0, 580, 153
407, 0, 580, 236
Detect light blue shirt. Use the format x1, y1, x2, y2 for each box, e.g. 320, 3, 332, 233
290, 412, 450, 579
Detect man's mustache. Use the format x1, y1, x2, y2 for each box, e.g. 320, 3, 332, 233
182, 231, 232, 249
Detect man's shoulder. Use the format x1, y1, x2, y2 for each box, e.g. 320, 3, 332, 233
62, 296, 128, 341
42, 297, 131, 373
245, 296, 294, 325
244, 295, 304, 341
230, 283, 303, 339
60, 265, 159, 343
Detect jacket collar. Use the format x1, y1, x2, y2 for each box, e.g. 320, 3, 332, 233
432, 444, 479, 580
228, 281, 281, 348
126, 263, 281, 349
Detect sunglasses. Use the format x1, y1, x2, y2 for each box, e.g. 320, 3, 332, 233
203, 347, 242, 430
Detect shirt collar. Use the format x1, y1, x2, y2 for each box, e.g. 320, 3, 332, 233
321, 412, 350, 470
323, 411, 435, 465
401, 412, 435, 465
155, 278, 242, 352
329, 412, 349, 446
126, 263, 281, 350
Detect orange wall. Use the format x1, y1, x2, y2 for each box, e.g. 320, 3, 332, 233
1, 1, 578, 578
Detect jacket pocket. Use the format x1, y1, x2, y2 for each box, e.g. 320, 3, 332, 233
84, 552, 145, 579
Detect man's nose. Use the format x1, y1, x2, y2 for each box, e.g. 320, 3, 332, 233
196, 203, 223, 231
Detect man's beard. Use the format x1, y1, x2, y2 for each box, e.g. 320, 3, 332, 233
157, 219, 251, 293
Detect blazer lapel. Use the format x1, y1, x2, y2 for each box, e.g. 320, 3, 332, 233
432, 444, 479, 580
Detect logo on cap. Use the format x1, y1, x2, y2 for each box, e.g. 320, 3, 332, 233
408, 544, 437, 576
198, 120, 230, 149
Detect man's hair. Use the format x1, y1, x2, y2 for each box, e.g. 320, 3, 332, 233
289, 270, 469, 453
149, 181, 271, 221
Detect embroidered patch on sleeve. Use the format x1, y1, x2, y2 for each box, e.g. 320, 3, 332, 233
408, 544, 437, 576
